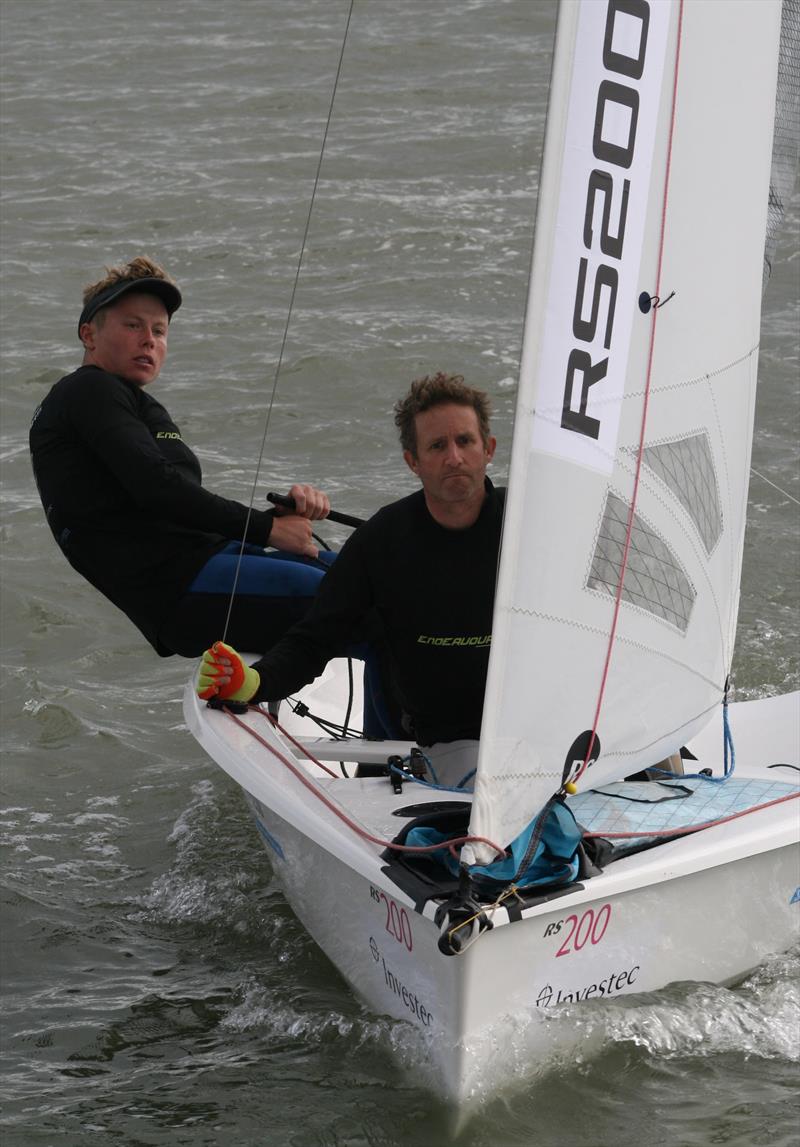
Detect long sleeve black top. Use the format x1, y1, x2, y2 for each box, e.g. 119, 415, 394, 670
252, 479, 505, 745
29, 365, 275, 653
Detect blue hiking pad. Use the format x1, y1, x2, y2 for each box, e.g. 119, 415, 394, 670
570, 776, 797, 849
188, 543, 336, 595
406, 798, 582, 889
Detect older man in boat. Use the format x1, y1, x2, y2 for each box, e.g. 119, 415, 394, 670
198, 372, 505, 788
29, 255, 333, 658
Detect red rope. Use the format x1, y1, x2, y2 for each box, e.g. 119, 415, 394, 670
258, 707, 340, 778
216, 704, 796, 867
224, 706, 507, 860
577, 0, 686, 785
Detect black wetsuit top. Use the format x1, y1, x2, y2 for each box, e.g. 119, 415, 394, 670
29, 366, 275, 653
252, 480, 505, 745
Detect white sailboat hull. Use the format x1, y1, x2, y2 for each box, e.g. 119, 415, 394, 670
183, 671, 799, 1104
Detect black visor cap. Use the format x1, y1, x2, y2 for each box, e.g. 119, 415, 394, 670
78, 277, 182, 333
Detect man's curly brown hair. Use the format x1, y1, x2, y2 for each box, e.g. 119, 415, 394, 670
393, 372, 492, 455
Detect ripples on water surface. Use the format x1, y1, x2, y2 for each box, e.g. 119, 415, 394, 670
1, 1, 798, 1144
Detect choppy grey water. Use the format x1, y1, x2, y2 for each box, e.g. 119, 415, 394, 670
1, 2, 798, 1145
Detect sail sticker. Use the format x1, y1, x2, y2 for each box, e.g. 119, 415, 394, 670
563, 729, 601, 786
587, 491, 696, 630
791, 888, 800, 905
640, 432, 723, 554
531, 0, 671, 474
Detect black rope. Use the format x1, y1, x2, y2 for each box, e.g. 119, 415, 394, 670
286, 696, 362, 742
589, 781, 695, 804
510, 794, 559, 883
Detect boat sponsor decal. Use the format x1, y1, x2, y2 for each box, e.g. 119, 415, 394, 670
368, 935, 433, 1028
416, 634, 491, 648
370, 885, 413, 951
535, 963, 640, 1009
244, 795, 285, 860
543, 902, 613, 957
253, 817, 285, 860
530, 0, 671, 474
791, 888, 800, 905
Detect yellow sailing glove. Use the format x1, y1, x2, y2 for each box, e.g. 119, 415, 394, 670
197, 641, 260, 703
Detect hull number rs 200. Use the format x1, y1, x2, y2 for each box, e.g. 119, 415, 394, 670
370, 886, 413, 952
543, 903, 613, 957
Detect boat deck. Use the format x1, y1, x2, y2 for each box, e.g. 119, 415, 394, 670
570, 775, 798, 852
315, 769, 798, 860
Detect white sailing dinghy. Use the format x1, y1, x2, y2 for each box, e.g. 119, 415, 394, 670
184, 0, 799, 1103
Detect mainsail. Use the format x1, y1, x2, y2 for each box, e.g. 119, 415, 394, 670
467, 0, 785, 864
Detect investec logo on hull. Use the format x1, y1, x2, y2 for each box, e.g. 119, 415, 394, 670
535, 964, 640, 1009
530, 0, 670, 475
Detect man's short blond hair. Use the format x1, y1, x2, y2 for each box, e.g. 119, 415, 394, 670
78, 256, 181, 334
83, 255, 175, 306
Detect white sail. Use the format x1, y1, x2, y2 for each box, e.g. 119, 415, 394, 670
468, 0, 783, 864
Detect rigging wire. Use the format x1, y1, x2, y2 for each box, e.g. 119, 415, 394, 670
750, 466, 800, 506
221, 0, 355, 644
